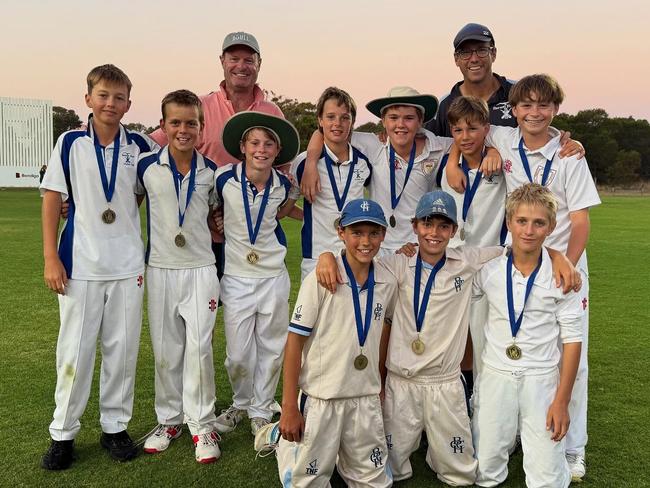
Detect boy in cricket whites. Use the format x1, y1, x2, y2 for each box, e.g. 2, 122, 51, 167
136, 90, 221, 463
472, 183, 583, 488
40, 64, 157, 469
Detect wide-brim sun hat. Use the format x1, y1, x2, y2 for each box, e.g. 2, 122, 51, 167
222, 111, 300, 166
366, 86, 439, 123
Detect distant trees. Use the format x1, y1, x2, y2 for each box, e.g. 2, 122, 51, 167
123, 122, 157, 134
52, 106, 82, 141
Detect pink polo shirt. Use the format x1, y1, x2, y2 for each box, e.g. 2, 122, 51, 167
150, 81, 284, 166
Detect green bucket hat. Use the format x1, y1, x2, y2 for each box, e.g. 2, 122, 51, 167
366, 86, 439, 123
222, 111, 300, 166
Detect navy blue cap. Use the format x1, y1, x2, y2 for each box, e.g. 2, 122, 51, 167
339, 199, 387, 228
415, 190, 458, 224
453, 23, 494, 49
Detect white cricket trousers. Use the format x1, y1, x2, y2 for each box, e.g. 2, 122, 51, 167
146, 265, 219, 435
49, 276, 144, 440
566, 267, 589, 456
472, 364, 570, 488
277, 394, 392, 488
383, 370, 477, 485
220, 270, 290, 420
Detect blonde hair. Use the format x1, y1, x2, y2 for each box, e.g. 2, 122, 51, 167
86, 64, 132, 96
506, 183, 558, 226
509, 74, 565, 106
447, 96, 489, 126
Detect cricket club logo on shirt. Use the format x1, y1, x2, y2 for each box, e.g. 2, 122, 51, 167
305, 459, 319, 475
454, 276, 464, 292
494, 101, 513, 120
373, 303, 383, 320
293, 305, 303, 321
121, 152, 135, 166
421, 158, 438, 175
353, 168, 364, 180
534, 166, 557, 186
503, 159, 513, 173
385, 434, 393, 450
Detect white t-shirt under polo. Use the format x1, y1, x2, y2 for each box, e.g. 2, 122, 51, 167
486, 126, 601, 253
215, 163, 291, 278
351, 130, 453, 251
288, 256, 397, 400
40, 123, 157, 280
292, 143, 371, 259
437, 154, 507, 249
136, 147, 217, 269
380, 246, 503, 378
473, 248, 583, 371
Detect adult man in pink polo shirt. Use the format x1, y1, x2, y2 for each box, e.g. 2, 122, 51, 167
150, 31, 284, 165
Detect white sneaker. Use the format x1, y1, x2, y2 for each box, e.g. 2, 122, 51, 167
254, 421, 280, 456
250, 417, 270, 436
567, 453, 586, 482
214, 405, 246, 433
193, 431, 221, 464
143, 424, 183, 454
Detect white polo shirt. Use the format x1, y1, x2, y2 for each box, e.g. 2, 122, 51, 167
288, 256, 397, 400
292, 143, 371, 259
437, 153, 507, 248
473, 248, 583, 371
40, 122, 157, 280
486, 126, 601, 253
380, 246, 503, 378
215, 163, 291, 278
136, 147, 217, 269
351, 130, 453, 251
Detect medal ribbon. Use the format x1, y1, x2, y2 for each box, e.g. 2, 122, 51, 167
506, 252, 543, 339
241, 162, 272, 246
323, 147, 357, 212
460, 154, 484, 223
413, 253, 446, 334
93, 127, 120, 205
389, 142, 417, 212
518, 138, 554, 186
342, 253, 375, 348
167, 150, 197, 229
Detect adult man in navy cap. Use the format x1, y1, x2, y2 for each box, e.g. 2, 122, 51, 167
426, 23, 516, 137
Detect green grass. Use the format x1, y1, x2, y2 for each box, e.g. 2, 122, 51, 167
0, 189, 648, 487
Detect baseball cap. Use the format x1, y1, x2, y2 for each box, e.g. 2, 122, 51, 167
415, 190, 458, 224
222, 31, 260, 55
453, 23, 494, 49
339, 199, 388, 228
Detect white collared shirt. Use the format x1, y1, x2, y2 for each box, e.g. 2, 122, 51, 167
292, 143, 371, 259
473, 248, 583, 371
136, 147, 217, 269
351, 130, 453, 251
215, 163, 292, 278
40, 122, 158, 280
486, 126, 601, 254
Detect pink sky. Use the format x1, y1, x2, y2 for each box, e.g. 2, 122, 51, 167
1, 0, 648, 127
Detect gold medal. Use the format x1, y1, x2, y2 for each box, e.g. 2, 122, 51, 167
459, 227, 466, 241
246, 250, 259, 265
411, 338, 425, 355
101, 208, 116, 224
174, 233, 186, 248
389, 215, 396, 228
506, 343, 522, 360
353, 353, 368, 370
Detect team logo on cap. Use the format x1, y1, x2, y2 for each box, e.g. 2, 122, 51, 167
431, 198, 448, 214
231, 33, 251, 42
361, 200, 370, 212
483, 30, 490, 36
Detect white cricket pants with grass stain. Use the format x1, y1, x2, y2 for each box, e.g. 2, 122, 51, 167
220, 271, 289, 420
383, 370, 477, 485
49, 276, 144, 440
277, 394, 392, 488
146, 265, 219, 435
472, 364, 570, 488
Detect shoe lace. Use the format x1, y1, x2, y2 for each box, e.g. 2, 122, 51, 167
135, 424, 164, 447
252, 418, 269, 429
197, 432, 221, 447
220, 405, 242, 421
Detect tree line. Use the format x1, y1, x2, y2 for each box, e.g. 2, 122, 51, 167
52, 99, 649, 186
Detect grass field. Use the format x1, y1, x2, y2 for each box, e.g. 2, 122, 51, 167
0, 189, 648, 487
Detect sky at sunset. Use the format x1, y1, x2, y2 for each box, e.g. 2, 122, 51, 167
1, 0, 647, 127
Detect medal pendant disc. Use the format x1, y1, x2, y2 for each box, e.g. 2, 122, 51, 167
246, 250, 259, 265
102, 208, 116, 224
411, 338, 425, 355
353, 354, 368, 370
506, 344, 522, 360
174, 233, 186, 248
389, 215, 396, 228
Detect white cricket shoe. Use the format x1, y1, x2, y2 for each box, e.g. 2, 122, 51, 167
567, 453, 586, 482
254, 421, 280, 456
214, 405, 246, 433
250, 417, 271, 436
193, 431, 221, 464
143, 424, 183, 454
